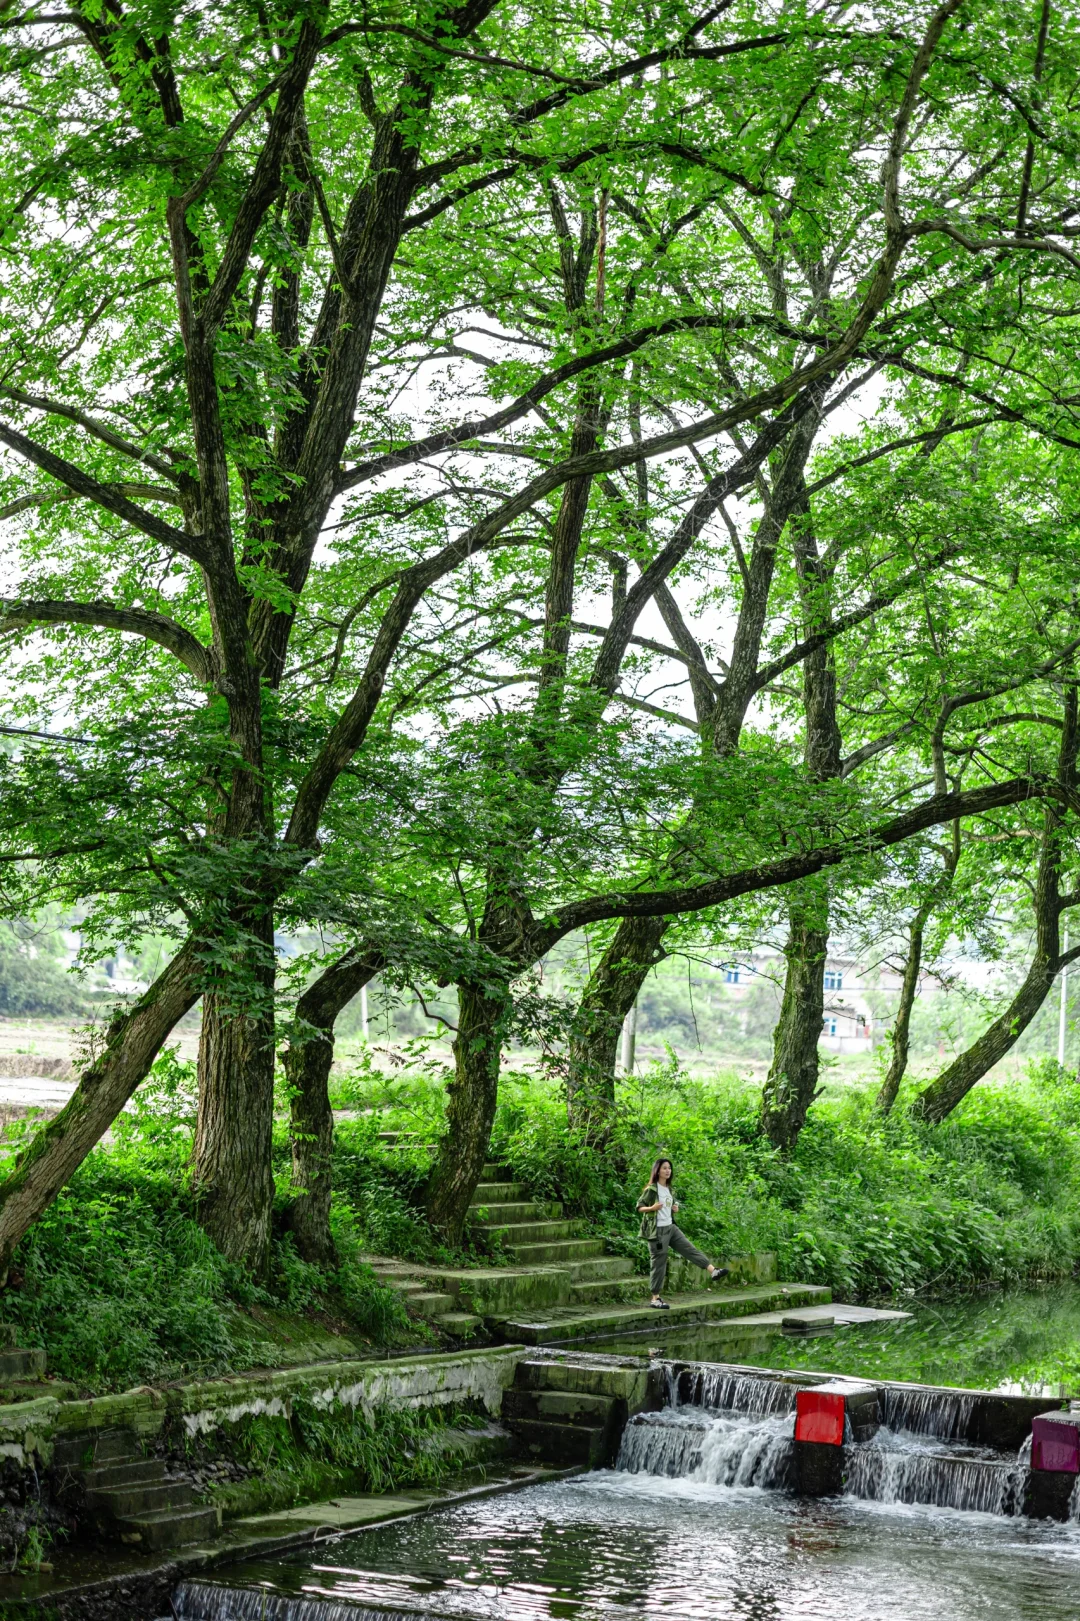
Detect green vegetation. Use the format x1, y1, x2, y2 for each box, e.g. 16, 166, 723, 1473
762, 1282, 1080, 1395
343, 1052, 1080, 1301
4, 0, 1080, 1307
0, 1056, 415, 1392
183, 1400, 481, 1519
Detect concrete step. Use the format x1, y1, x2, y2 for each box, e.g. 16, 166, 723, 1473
482, 1164, 513, 1181
0, 1347, 46, 1381
490, 1219, 585, 1246
406, 1292, 456, 1315
469, 1200, 563, 1226
53, 1429, 141, 1470
82, 1459, 165, 1493
503, 1388, 616, 1426
504, 1238, 606, 1265
569, 1277, 642, 1304
504, 1418, 610, 1467
472, 1181, 530, 1204
88, 1480, 194, 1518
564, 1256, 635, 1283
497, 1282, 833, 1345
515, 1358, 651, 1402
113, 1504, 221, 1550
434, 1312, 483, 1334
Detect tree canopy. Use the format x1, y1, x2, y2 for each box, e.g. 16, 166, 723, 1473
3, 0, 1080, 1267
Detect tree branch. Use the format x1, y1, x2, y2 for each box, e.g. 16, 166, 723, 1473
0, 421, 205, 563
0, 599, 215, 683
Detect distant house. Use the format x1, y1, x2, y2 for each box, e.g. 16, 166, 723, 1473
718, 951, 887, 1054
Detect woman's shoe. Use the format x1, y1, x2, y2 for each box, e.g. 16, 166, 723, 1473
708, 1267, 730, 1285
649, 1299, 671, 1309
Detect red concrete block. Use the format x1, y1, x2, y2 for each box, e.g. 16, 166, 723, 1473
1031, 1412, 1080, 1474
795, 1388, 846, 1447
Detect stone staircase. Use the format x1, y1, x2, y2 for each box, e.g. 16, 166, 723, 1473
0, 1323, 46, 1383
501, 1351, 654, 1466
369, 1155, 826, 1343
53, 1427, 221, 1551
470, 1163, 638, 1307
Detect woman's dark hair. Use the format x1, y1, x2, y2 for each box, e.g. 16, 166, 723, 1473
644, 1156, 673, 1194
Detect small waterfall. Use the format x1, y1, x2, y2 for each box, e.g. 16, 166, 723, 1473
881, 1386, 976, 1441
618, 1410, 712, 1477
173, 1582, 424, 1621
612, 1381, 791, 1491
675, 1365, 798, 1417
844, 1430, 1023, 1517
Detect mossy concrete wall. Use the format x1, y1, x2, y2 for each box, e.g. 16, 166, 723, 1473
664, 1251, 776, 1294
0, 1347, 526, 1467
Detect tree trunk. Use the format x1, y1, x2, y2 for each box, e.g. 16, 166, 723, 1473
875, 909, 927, 1113
425, 980, 508, 1243
759, 487, 841, 1152
566, 915, 667, 1136
911, 686, 1078, 1123
910, 952, 1061, 1123
759, 913, 831, 1151
0, 940, 201, 1281
281, 949, 382, 1264
193, 909, 277, 1273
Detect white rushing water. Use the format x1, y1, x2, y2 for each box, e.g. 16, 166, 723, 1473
620, 1364, 1045, 1519
618, 1407, 796, 1489
844, 1428, 1024, 1517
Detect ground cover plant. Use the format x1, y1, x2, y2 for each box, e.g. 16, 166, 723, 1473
482, 1058, 1080, 1300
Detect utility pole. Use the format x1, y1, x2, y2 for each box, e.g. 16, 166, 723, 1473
1059, 926, 1069, 1068
620, 1002, 638, 1075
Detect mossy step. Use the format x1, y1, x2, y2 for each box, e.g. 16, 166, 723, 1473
481, 1164, 513, 1180
503, 1388, 615, 1426
497, 1282, 833, 1344
405, 1292, 456, 1315
0, 1348, 45, 1381
565, 1256, 635, 1283
473, 1181, 531, 1203
81, 1458, 165, 1492
469, 1200, 564, 1225
504, 1238, 605, 1265
505, 1417, 610, 1467
52, 1427, 141, 1470
88, 1480, 194, 1517
114, 1503, 221, 1550
514, 1357, 650, 1402
569, 1278, 643, 1305
491, 1219, 586, 1245
434, 1311, 483, 1334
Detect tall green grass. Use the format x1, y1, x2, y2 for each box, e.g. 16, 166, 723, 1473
484, 1057, 1080, 1299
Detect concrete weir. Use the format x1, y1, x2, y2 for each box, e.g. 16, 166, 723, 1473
1, 1344, 1078, 1618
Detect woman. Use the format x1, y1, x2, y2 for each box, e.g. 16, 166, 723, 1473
637, 1157, 728, 1309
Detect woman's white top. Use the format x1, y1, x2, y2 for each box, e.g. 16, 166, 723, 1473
656, 1184, 674, 1228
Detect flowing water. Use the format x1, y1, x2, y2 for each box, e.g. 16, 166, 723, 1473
178, 1361, 1080, 1621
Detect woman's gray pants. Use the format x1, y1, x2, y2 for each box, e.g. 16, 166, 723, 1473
648, 1223, 712, 1294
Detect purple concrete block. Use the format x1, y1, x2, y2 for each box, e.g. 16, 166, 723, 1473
1031, 1411, 1080, 1473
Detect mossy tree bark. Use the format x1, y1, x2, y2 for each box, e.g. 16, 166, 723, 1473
759, 487, 842, 1152
0, 941, 203, 1281
281, 949, 383, 1264
194, 910, 277, 1273
567, 916, 667, 1137
911, 687, 1079, 1123
425, 979, 509, 1242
